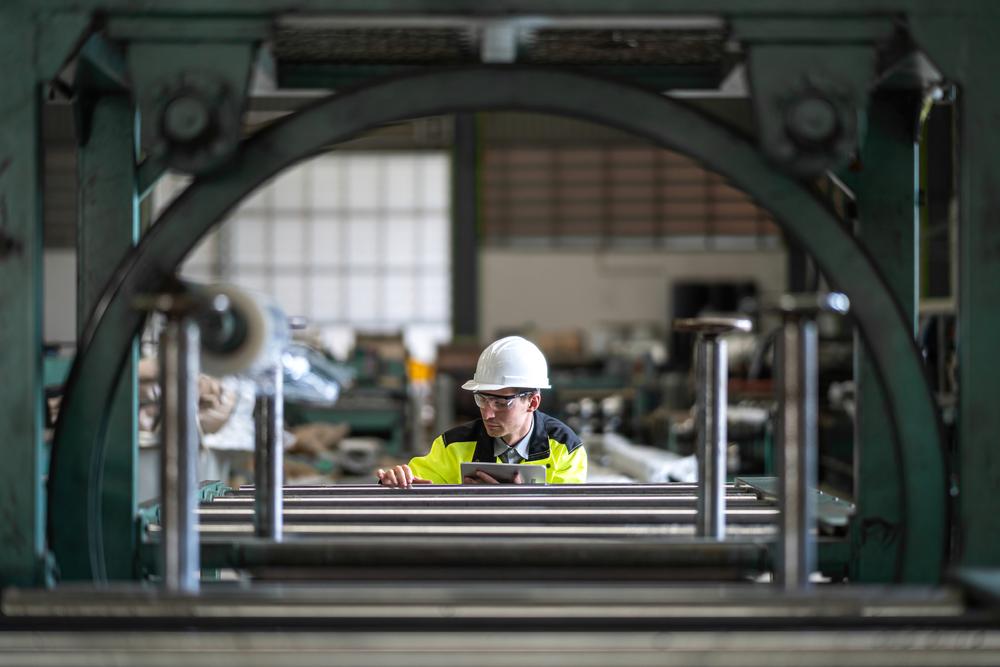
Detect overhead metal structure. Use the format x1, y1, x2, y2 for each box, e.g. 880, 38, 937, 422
48, 65, 945, 584
2, 0, 999, 661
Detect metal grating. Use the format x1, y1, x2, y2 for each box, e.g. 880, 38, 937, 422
523, 29, 727, 65
274, 25, 727, 66
275, 27, 475, 64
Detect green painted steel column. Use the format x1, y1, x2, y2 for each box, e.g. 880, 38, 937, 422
76, 93, 139, 580
953, 23, 1000, 570
916, 13, 1000, 569
0, 8, 46, 585
451, 113, 480, 339
849, 90, 922, 582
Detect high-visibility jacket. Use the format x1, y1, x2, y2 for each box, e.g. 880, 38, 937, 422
409, 411, 587, 484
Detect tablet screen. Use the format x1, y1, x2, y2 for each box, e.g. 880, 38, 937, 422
459, 462, 546, 484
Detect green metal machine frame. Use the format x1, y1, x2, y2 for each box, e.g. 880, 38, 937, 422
2, 0, 997, 587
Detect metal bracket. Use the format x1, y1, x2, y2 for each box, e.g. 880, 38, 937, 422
733, 19, 896, 177
72, 34, 130, 147
109, 18, 269, 175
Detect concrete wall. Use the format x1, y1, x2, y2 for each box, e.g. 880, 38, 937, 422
481, 247, 786, 350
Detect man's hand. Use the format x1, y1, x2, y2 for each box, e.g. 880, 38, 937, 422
462, 470, 523, 485
377, 464, 431, 488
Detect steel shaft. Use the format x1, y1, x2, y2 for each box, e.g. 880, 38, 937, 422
776, 317, 817, 589
775, 293, 848, 590
254, 365, 284, 541
695, 335, 728, 539
675, 317, 751, 540
158, 317, 200, 593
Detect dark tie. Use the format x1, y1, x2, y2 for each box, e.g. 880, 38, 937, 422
498, 442, 519, 463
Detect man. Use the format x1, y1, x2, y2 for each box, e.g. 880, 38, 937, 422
377, 336, 587, 487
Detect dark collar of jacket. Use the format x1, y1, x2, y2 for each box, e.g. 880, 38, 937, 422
471, 411, 553, 463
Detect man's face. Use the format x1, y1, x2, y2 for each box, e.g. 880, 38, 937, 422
475, 389, 539, 443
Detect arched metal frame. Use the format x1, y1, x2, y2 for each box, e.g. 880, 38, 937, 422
48, 67, 946, 582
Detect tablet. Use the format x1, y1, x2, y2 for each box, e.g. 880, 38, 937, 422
460, 462, 546, 485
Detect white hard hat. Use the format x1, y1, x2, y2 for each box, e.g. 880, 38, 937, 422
462, 336, 551, 391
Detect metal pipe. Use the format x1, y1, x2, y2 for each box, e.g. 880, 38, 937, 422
236, 483, 720, 495
207, 494, 765, 509
674, 317, 751, 540
158, 316, 201, 593
775, 293, 849, 590
254, 364, 284, 541
159, 524, 779, 542
697, 335, 727, 538
776, 317, 816, 589
192, 506, 779, 525
194, 537, 772, 572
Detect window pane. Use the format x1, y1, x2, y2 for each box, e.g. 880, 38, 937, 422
384, 274, 416, 320
346, 216, 378, 267
309, 274, 343, 322
273, 215, 305, 267
386, 157, 417, 210
230, 270, 269, 295
421, 213, 450, 267
274, 274, 306, 318
421, 155, 449, 210
310, 216, 342, 267
196, 150, 450, 354
345, 155, 380, 209
385, 215, 419, 268
231, 216, 269, 266
422, 272, 450, 321
346, 274, 379, 322
311, 157, 342, 209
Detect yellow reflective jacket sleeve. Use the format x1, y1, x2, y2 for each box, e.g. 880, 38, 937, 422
547, 439, 588, 484
408, 435, 474, 485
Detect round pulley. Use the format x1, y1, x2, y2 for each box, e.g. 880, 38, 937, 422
150, 71, 242, 175
195, 284, 290, 377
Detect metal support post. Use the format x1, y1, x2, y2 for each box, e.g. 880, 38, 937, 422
254, 364, 284, 541
674, 317, 751, 540
0, 6, 88, 585
848, 90, 922, 582
0, 10, 45, 586
775, 293, 849, 589
76, 90, 140, 581
776, 312, 816, 589
159, 316, 201, 593
913, 16, 1000, 570
698, 335, 727, 539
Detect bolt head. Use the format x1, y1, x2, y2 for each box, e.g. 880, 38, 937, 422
786, 95, 839, 147
163, 94, 211, 144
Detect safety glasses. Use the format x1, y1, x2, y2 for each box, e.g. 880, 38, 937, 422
473, 390, 535, 411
